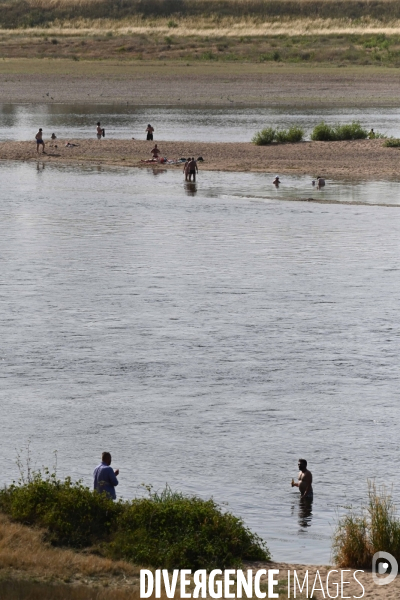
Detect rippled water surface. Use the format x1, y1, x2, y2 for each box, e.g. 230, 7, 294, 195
2, 162, 400, 564
1, 104, 400, 142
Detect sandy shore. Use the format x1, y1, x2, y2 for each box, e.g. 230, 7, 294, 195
261, 562, 400, 599
2, 138, 400, 181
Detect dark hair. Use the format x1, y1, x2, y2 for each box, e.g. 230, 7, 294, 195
102, 451, 111, 462
192, 157, 195, 160
298, 458, 307, 467
97, 122, 100, 126
39, 128, 42, 131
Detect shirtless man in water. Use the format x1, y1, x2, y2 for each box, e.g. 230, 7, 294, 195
292, 458, 313, 500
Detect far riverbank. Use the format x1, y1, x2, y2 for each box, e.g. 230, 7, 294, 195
1, 61, 400, 107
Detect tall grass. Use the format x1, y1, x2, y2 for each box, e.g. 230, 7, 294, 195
333, 482, 400, 568
252, 125, 304, 145
0, 473, 270, 569
4, 0, 400, 29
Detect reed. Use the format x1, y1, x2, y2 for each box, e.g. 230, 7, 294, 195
333, 482, 400, 568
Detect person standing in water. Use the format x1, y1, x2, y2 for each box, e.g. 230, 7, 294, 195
96, 122, 103, 140
188, 157, 198, 182
183, 158, 190, 181
146, 124, 154, 141
292, 458, 313, 500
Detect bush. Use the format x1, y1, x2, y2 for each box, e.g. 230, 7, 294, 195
252, 127, 276, 145
333, 482, 400, 568
110, 487, 268, 569
384, 138, 400, 147
311, 121, 368, 141
252, 125, 303, 145
0, 475, 270, 569
334, 122, 368, 140
275, 125, 304, 143
0, 472, 121, 547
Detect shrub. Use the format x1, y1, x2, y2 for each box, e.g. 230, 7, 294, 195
384, 138, 400, 147
252, 127, 275, 145
275, 126, 304, 143
252, 126, 304, 145
334, 122, 368, 140
0, 475, 270, 569
0, 472, 121, 548
333, 482, 400, 568
311, 121, 368, 141
310, 121, 335, 141
110, 487, 268, 569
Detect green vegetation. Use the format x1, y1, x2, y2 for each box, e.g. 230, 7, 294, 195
333, 483, 400, 568
384, 138, 400, 147
252, 125, 304, 145
2, 30, 400, 65
4, 0, 400, 29
0, 473, 270, 569
311, 121, 368, 141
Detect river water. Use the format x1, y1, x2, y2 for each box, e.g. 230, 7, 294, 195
1, 104, 400, 142
2, 160, 400, 564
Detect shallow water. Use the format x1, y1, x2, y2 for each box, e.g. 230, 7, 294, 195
1, 104, 400, 142
2, 162, 400, 564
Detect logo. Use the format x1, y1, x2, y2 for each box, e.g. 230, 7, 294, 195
372, 551, 398, 586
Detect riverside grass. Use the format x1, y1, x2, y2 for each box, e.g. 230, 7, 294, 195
3, 31, 400, 66
6, 0, 400, 30
333, 483, 400, 569
0, 473, 270, 570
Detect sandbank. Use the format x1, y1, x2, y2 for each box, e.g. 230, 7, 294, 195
2, 138, 400, 182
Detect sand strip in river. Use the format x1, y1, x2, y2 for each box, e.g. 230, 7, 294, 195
2, 138, 400, 181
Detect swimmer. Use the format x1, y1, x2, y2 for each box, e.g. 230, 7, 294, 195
273, 175, 280, 186
292, 458, 313, 500
316, 176, 325, 190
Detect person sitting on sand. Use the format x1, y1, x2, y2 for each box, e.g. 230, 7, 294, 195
368, 128, 375, 139
273, 175, 280, 186
146, 124, 154, 141
35, 128, 45, 154
292, 458, 313, 500
188, 157, 198, 182
151, 144, 160, 159
51, 133, 56, 140
316, 176, 325, 190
